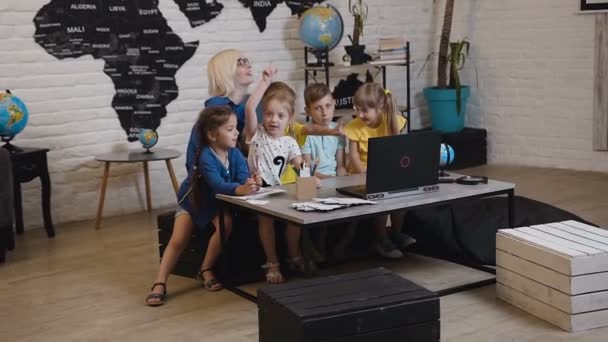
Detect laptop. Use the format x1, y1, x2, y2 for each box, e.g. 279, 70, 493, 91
337, 131, 442, 200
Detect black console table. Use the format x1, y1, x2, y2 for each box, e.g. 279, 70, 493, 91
7, 147, 55, 237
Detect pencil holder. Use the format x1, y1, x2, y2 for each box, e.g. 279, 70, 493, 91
296, 176, 318, 201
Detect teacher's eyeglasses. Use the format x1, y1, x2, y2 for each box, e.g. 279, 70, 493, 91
237, 58, 251, 67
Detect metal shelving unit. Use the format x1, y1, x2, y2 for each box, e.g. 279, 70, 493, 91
303, 41, 411, 133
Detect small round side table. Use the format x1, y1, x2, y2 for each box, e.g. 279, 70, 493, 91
94, 148, 181, 229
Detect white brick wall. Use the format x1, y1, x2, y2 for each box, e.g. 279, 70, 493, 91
3, 0, 606, 230
2, 0, 433, 230
447, 0, 608, 172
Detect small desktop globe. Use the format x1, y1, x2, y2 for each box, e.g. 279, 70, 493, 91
440, 143, 455, 168
139, 129, 158, 150
0, 92, 29, 140
299, 5, 344, 52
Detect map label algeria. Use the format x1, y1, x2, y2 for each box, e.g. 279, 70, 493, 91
33, 0, 325, 140
32, 0, 224, 141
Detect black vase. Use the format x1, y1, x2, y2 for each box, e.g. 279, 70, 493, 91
344, 45, 369, 65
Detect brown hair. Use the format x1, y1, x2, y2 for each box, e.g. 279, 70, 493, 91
304, 83, 332, 108
190, 105, 235, 209
353, 82, 399, 136
261, 81, 296, 137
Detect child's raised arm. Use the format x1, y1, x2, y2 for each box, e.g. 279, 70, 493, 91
245, 64, 277, 140
301, 122, 344, 137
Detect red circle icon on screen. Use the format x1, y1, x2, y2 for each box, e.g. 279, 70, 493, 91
400, 156, 411, 168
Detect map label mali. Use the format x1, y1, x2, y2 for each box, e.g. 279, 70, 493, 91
32, 0, 224, 141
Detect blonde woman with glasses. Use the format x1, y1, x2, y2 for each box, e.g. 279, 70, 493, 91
145, 49, 270, 306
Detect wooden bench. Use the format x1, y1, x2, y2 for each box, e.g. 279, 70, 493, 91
496, 220, 608, 332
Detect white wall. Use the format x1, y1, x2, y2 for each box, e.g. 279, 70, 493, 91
3, 0, 606, 230
1, 0, 434, 229
447, 0, 608, 172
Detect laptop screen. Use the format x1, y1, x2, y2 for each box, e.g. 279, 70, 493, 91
366, 131, 441, 194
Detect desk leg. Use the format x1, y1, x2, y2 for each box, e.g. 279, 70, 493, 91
95, 162, 110, 230
143, 161, 151, 212
40, 169, 55, 238
13, 182, 24, 235
165, 159, 179, 196
219, 203, 257, 303
507, 189, 515, 228
218, 203, 228, 282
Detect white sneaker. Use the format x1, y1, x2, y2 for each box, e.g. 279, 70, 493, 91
375, 236, 404, 259
388, 231, 416, 250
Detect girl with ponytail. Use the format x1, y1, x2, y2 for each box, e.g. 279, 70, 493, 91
344, 82, 413, 260
146, 106, 261, 306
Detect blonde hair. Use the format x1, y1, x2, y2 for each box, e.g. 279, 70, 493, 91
262, 81, 297, 137
207, 49, 241, 96
353, 82, 399, 136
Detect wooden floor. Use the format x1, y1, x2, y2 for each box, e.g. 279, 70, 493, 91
1, 164, 607, 341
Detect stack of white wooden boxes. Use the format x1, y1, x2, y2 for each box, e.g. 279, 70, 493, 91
496, 220, 608, 332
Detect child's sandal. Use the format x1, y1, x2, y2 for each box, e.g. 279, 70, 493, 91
198, 268, 223, 292
261, 262, 285, 284
145, 282, 167, 306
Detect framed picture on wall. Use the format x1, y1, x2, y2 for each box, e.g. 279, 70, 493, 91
581, 0, 608, 12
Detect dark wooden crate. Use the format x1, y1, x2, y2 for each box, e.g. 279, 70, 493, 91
258, 268, 440, 342
157, 211, 203, 278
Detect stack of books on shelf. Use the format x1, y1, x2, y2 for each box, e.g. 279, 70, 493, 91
370, 37, 407, 65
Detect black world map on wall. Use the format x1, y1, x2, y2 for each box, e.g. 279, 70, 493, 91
238, 0, 324, 32
33, 0, 320, 141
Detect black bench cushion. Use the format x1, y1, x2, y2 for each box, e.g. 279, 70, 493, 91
403, 195, 596, 265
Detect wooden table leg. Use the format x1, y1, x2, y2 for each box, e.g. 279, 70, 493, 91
40, 165, 55, 238
143, 161, 151, 212
165, 159, 179, 195
95, 162, 110, 230
13, 182, 24, 235
507, 189, 515, 228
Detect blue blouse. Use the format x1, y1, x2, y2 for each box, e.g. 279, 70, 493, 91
177, 147, 250, 231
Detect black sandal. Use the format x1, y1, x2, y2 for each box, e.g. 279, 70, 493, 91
145, 282, 166, 306
198, 269, 223, 291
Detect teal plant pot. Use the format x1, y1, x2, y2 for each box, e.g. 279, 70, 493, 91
423, 86, 470, 133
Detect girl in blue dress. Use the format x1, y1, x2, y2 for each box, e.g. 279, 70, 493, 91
146, 106, 261, 306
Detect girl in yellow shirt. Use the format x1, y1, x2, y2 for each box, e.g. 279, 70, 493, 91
344, 82, 412, 259
344, 83, 407, 173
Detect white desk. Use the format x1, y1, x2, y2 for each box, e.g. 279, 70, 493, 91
217, 173, 515, 227
216, 174, 515, 302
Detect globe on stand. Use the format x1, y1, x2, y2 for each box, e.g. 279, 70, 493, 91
299, 4, 344, 66
439, 143, 455, 177
0, 90, 30, 153
139, 129, 158, 154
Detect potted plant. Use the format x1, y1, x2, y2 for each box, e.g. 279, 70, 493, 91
423, 0, 471, 133
448, 39, 470, 115
345, 0, 369, 65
